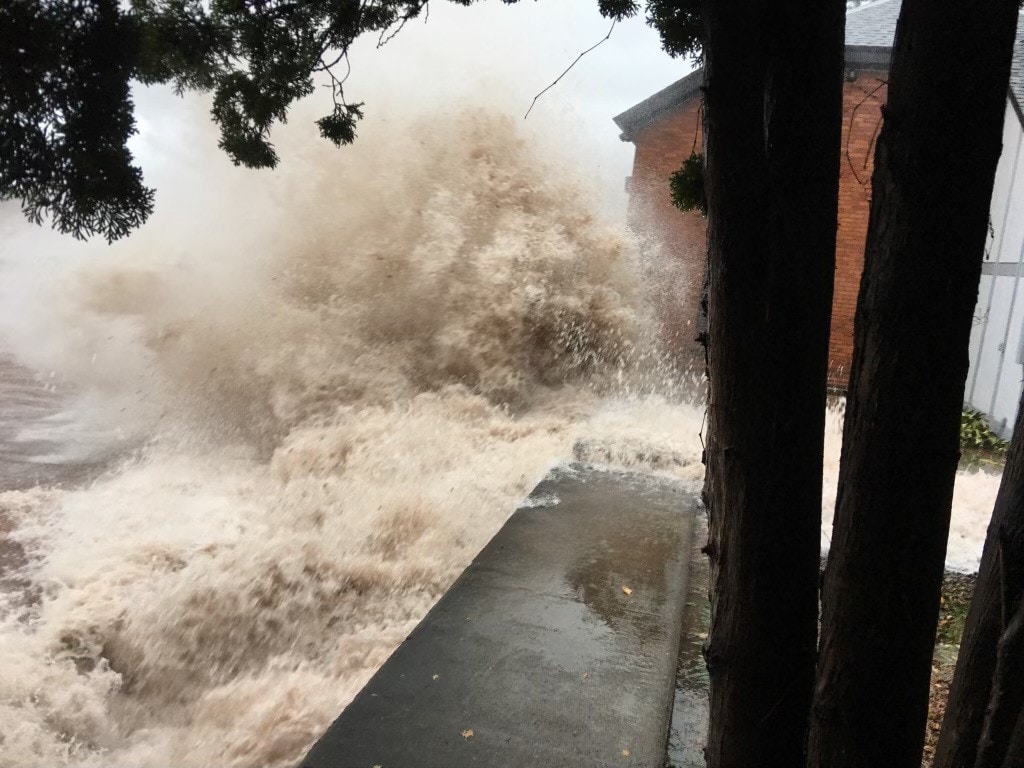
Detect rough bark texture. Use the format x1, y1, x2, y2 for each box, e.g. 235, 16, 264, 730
975, 597, 1024, 768
1005, 710, 1024, 768
937, 391, 1024, 768
807, 1, 1020, 766
700, 1, 843, 765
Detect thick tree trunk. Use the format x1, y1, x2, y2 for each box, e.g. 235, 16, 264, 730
1005, 710, 1024, 768
975, 596, 1024, 768
936, 390, 1024, 768
700, 1, 843, 765
806, 1, 1020, 766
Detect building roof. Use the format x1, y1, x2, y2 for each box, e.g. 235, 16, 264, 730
614, 0, 1024, 141
844, 0, 902, 46
1012, 24, 1024, 124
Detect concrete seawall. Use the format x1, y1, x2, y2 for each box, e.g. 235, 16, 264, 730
301, 465, 699, 768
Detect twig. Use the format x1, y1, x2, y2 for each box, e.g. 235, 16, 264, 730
843, 77, 887, 186
316, 49, 346, 72
524, 21, 616, 119
863, 111, 883, 171
321, 51, 353, 109
378, 14, 411, 47
690, 100, 704, 155
378, 1, 429, 48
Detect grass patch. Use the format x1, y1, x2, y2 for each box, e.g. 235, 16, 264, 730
923, 572, 976, 767
959, 447, 1006, 472
935, 573, 975, 646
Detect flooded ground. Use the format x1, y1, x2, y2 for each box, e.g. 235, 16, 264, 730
667, 510, 711, 768
0, 360, 111, 605
0, 107, 1004, 768
0, 111, 709, 768
0, 361, 98, 492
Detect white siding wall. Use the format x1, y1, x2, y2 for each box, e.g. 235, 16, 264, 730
966, 101, 1024, 437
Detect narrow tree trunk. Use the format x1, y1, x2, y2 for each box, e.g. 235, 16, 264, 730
937, 390, 1024, 768
1004, 709, 1024, 767
700, 1, 843, 764
975, 595, 1024, 768
807, 2, 1020, 766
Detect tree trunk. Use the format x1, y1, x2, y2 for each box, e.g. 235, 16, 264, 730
1004, 709, 1024, 768
806, 2, 1020, 766
975, 594, 1024, 768
700, 1, 843, 765
937, 390, 1024, 768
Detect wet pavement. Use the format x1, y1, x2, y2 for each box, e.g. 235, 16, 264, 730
0, 359, 107, 491
302, 465, 700, 768
0, 362, 67, 490
667, 512, 711, 768
0, 359, 106, 605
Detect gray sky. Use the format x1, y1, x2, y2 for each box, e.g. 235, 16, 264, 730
342, 1, 692, 215
3, 1, 692, 247
129, 1, 693, 223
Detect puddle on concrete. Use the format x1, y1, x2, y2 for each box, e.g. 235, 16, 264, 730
667, 510, 710, 768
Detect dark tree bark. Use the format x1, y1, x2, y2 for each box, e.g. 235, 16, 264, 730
975, 593, 1024, 768
1005, 709, 1024, 768
807, 1, 1021, 766
936, 390, 1024, 768
700, 1, 843, 765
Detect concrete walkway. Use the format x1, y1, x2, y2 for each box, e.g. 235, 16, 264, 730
300, 465, 699, 768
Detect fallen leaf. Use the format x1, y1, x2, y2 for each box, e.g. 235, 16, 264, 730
461, 729, 474, 739
622, 586, 633, 595
622, 749, 631, 757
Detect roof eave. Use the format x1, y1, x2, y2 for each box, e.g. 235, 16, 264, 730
613, 69, 704, 143
1011, 88, 1024, 129
613, 44, 894, 143
844, 45, 893, 71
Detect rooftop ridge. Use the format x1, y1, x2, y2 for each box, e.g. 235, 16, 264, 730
614, 3, 1024, 140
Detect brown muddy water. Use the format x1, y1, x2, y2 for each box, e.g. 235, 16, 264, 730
0, 361, 100, 491
0, 109, 998, 768
0, 111, 709, 768
0, 360, 110, 598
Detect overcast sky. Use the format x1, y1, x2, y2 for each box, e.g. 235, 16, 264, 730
128, 1, 693, 222
3, 2, 693, 248
346, 1, 693, 214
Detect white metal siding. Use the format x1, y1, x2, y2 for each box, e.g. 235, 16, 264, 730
966, 101, 1024, 437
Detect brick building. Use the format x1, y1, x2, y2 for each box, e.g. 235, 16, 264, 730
614, 1, 903, 386
616, 1, 1024, 410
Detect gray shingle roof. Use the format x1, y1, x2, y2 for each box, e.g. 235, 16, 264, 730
611, 70, 704, 143
1012, 24, 1024, 120
845, 0, 901, 47
614, 0, 1024, 140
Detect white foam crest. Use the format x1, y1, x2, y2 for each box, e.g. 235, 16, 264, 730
0, 98, 1003, 768
0, 106, 701, 767
819, 401, 1000, 573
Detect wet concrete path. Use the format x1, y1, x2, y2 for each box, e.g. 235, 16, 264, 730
0, 361, 69, 491
302, 465, 700, 768
667, 511, 711, 767
0, 358, 110, 609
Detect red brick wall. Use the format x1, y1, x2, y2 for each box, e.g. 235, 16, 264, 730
832, 72, 888, 387
626, 98, 706, 370
624, 72, 889, 389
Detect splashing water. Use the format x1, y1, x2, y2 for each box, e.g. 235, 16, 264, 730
0, 107, 1000, 768
0, 109, 705, 768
